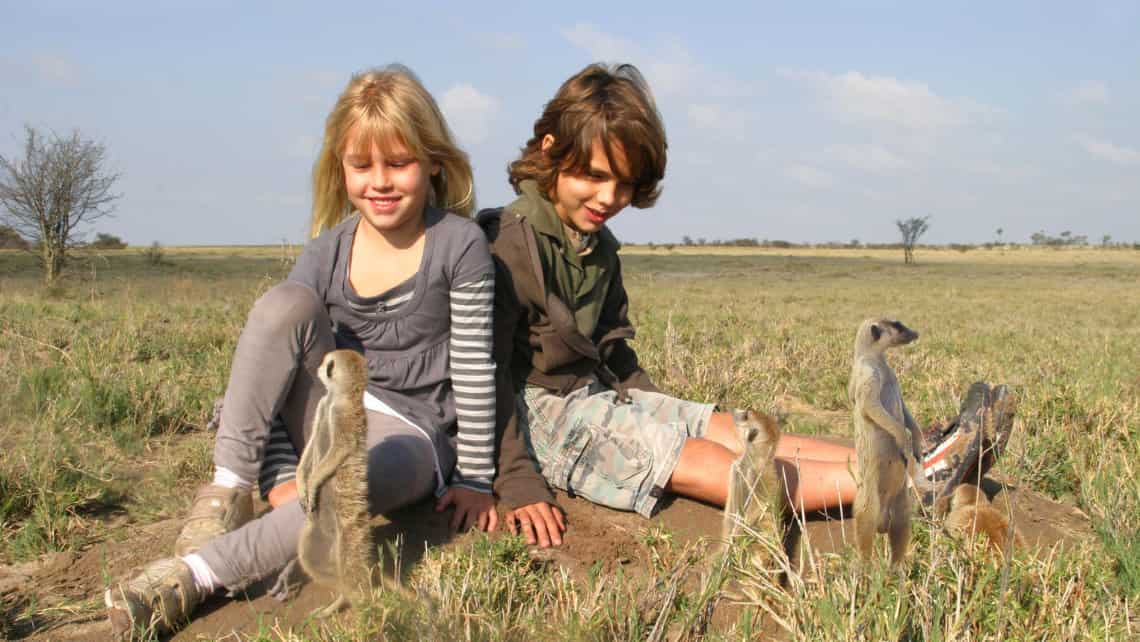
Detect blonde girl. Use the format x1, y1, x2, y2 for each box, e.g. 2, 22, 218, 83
106, 65, 507, 636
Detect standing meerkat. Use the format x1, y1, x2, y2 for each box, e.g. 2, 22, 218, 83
850, 318, 927, 566
296, 349, 376, 617
940, 483, 1024, 558
721, 409, 784, 547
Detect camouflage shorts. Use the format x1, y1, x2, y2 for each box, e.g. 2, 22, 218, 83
519, 383, 715, 517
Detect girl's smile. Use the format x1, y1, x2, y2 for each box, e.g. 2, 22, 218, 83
341, 129, 439, 243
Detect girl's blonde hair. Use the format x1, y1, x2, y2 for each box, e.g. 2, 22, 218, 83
310, 65, 475, 237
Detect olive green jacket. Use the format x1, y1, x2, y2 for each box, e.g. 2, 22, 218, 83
479, 193, 659, 509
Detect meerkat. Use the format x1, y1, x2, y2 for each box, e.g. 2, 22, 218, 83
296, 349, 376, 618
850, 318, 927, 566
721, 409, 784, 548
940, 483, 1024, 557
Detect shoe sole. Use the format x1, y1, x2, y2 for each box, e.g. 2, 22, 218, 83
935, 384, 989, 502
988, 385, 1017, 459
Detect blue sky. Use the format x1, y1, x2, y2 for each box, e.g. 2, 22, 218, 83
2, 1, 1137, 245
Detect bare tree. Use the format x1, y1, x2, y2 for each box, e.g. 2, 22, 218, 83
895, 216, 930, 264
0, 125, 121, 285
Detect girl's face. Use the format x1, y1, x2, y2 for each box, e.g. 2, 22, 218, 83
544, 135, 635, 235
342, 130, 439, 239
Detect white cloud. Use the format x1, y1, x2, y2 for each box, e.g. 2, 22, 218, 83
560, 24, 753, 99
1072, 134, 1140, 165
823, 144, 909, 174
561, 23, 642, 65
285, 134, 318, 160
687, 103, 749, 133
485, 32, 526, 51
29, 53, 80, 86
440, 84, 499, 145
784, 164, 834, 189
1062, 81, 1110, 107
790, 70, 983, 131
256, 191, 306, 209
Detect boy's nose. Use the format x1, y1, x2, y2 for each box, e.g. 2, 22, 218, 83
596, 180, 616, 206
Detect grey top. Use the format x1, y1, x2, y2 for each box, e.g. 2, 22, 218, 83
288, 207, 496, 491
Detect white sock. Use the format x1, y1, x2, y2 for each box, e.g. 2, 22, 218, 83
181, 554, 221, 594
213, 467, 253, 491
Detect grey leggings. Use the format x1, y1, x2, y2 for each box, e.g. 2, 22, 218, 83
200, 281, 445, 589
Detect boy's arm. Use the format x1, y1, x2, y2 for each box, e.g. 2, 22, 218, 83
489, 254, 558, 510
595, 259, 661, 394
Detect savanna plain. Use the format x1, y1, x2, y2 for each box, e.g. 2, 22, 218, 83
1, 244, 1137, 640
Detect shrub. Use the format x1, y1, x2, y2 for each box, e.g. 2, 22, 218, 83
0, 224, 29, 249
144, 241, 165, 265
90, 233, 127, 250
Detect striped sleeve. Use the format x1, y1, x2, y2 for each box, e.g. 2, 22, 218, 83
449, 273, 496, 493
258, 416, 299, 500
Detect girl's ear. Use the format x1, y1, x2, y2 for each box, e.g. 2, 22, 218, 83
540, 134, 555, 154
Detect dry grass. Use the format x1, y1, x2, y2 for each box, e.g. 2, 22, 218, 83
1, 245, 1137, 639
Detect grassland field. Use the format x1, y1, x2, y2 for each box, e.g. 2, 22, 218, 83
0, 245, 1137, 640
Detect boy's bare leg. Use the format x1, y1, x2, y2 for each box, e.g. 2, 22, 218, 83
268, 480, 298, 508
666, 436, 857, 513
704, 412, 857, 464
702, 412, 746, 456
665, 438, 735, 506
777, 434, 856, 464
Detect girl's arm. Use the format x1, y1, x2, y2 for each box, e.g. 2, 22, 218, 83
448, 273, 497, 492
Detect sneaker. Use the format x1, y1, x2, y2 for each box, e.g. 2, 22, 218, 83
104, 557, 203, 640
924, 382, 996, 504
987, 384, 1017, 460
173, 484, 253, 557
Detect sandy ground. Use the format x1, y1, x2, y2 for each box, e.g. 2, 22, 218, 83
1, 463, 1095, 641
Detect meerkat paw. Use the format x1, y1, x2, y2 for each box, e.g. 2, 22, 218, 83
313, 595, 349, 619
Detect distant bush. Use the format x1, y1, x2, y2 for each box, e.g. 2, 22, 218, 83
144, 241, 166, 265
90, 233, 127, 250
949, 243, 973, 253
1031, 230, 1088, 246
0, 225, 29, 250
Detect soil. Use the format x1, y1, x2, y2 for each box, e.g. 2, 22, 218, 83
1, 433, 1097, 641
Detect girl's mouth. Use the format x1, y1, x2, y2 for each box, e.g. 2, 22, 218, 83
585, 207, 606, 224
369, 196, 401, 213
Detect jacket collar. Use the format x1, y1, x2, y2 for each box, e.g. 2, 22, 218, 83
509, 180, 621, 253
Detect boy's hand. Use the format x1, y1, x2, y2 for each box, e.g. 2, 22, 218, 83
504, 502, 565, 548
436, 486, 498, 533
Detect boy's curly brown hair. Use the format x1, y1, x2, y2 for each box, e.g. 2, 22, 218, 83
508, 63, 667, 209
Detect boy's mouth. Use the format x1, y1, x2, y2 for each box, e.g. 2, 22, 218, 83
584, 206, 607, 224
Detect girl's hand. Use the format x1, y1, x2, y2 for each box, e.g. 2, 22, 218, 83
504, 502, 565, 548
435, 486, 498, 533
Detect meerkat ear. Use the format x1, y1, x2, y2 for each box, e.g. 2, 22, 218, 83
325, 359, 335, 379
871, 324, 882, 342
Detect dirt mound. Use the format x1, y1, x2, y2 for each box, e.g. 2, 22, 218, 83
1, 442, 1097, 641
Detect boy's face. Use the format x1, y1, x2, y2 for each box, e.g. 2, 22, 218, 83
544, 135, 634, 234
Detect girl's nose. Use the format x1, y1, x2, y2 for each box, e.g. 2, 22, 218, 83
371, 166, 392, 189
